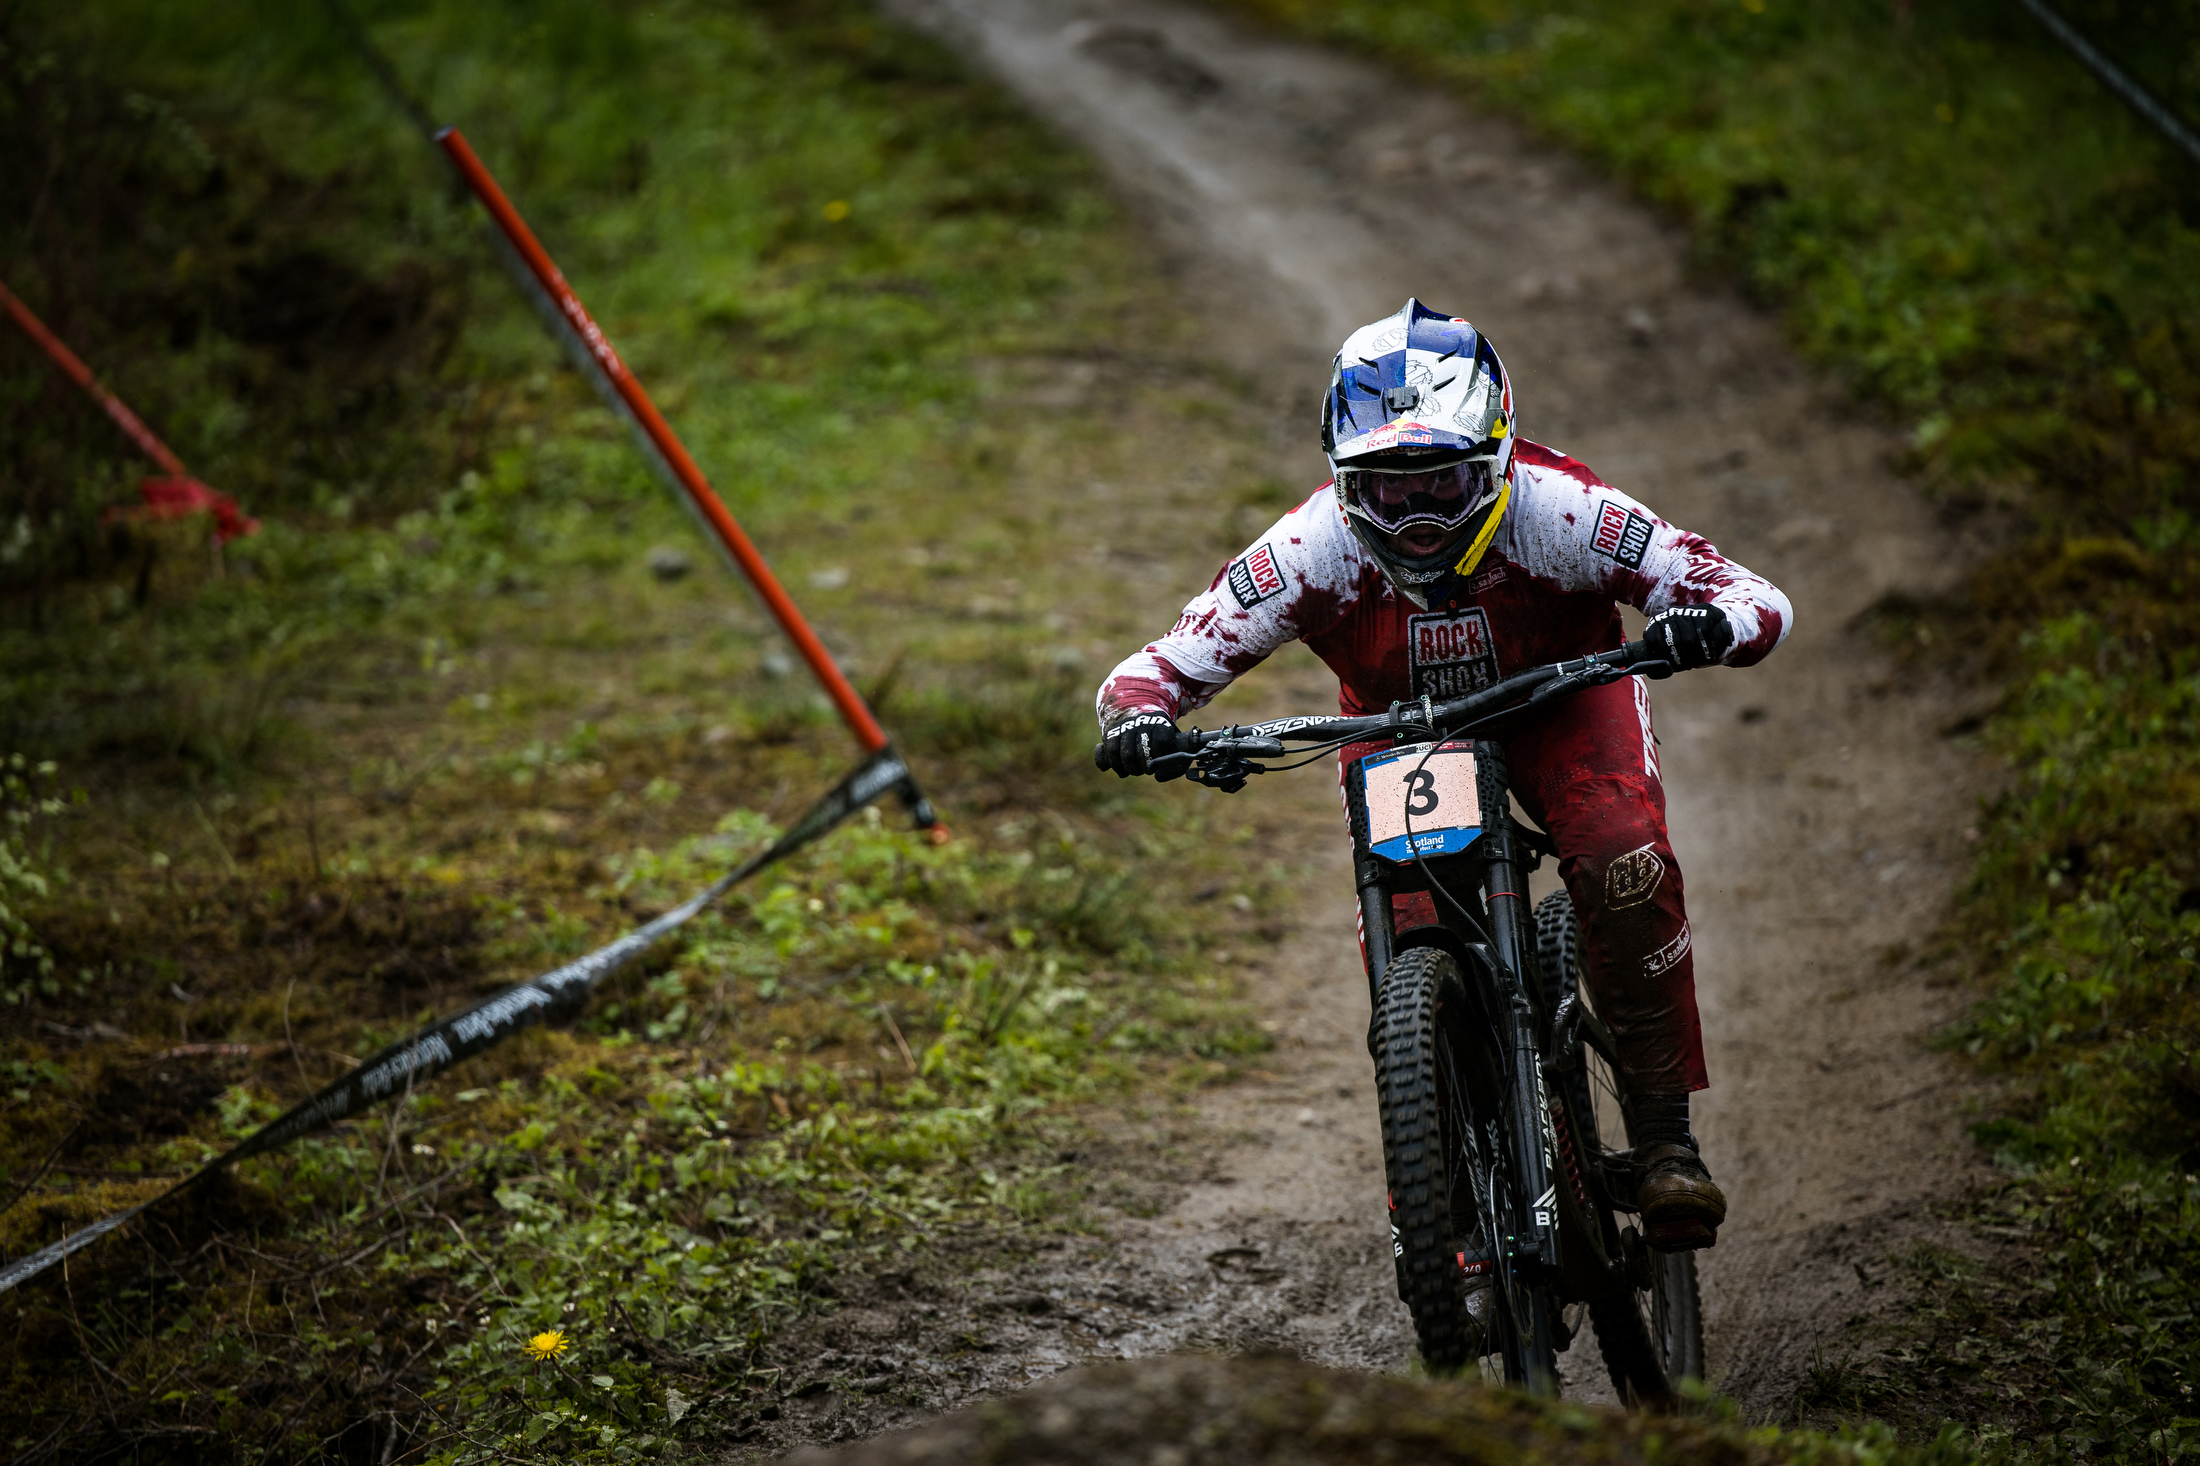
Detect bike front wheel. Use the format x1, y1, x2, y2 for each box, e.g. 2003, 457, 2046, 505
1372, 945, 1560, 1390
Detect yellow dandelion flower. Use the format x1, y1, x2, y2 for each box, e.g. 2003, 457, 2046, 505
525, 1329, 568, 1361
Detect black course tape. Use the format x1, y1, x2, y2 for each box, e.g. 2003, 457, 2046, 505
2013, 0, 2200, 169
0, 747, 916, 1296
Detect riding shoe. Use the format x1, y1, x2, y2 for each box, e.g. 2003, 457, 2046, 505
1637, 1142, 1726, 1252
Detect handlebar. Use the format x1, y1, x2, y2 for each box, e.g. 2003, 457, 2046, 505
1163, 638, 1678, 786
1193, 638, 1668, 751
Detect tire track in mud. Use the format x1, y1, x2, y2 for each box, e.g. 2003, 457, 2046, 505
811, 0, 1995, 1431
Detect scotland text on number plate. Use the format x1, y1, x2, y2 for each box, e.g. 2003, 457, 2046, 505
1361, 741, 1479, 862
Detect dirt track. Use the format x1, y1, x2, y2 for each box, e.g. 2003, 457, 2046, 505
769, 0, 1997, 1438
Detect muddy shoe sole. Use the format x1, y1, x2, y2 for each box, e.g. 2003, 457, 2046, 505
1643, 1217, 1717, 1252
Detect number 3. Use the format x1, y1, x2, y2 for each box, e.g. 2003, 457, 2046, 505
1405, 767, 1440, 817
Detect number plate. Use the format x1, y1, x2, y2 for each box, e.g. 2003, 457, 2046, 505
1360, 741, 1480, 863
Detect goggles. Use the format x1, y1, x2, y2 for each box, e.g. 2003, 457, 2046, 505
1342, 459, 1497, 534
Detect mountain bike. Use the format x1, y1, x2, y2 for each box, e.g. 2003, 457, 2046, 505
1157, 640, 1704, 1404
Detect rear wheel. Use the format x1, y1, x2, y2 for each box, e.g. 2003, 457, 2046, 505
1589, 1247, 1702, 1406
1535, 890, 1704, 1405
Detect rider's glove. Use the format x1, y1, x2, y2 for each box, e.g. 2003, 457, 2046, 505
1642, 605, 1735, 670
1094, 711, 1196, 782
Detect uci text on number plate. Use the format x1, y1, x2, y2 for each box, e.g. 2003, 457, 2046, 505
1362, 742, 1480, 862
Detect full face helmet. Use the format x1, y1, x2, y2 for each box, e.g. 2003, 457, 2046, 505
1321, 299, 1516, 610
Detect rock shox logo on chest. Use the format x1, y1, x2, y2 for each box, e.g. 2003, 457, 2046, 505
1407, 608, 1500, 699
1228, 543, 1286, 607
1592, 500, 1655, 570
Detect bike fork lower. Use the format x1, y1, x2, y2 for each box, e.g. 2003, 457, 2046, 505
1480, 828, 1562, 1278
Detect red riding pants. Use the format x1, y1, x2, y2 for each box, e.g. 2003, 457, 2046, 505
1342, 676, 1706, 1095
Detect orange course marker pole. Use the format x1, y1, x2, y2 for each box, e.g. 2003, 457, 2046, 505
435, 127, 893, 758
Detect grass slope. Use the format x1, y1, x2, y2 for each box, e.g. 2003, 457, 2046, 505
1215, 0, 2200, 1455
0, 1, 1301, 1459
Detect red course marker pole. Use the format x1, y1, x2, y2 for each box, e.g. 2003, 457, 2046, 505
0, 276, 259, 542
435, 126, 894, 759
0, 278, 186, 474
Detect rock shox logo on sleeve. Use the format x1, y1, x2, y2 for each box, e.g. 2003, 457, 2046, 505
1407, 607, 1500, 699
1591, 501, 1655, 570
1228, 543, 1287, 607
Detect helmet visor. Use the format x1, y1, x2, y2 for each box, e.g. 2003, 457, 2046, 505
1347, 460, 1496, 534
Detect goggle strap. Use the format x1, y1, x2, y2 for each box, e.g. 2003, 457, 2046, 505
1448, 476, 1513, 579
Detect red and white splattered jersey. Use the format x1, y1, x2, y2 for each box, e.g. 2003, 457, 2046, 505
1096, 440, 1792, 727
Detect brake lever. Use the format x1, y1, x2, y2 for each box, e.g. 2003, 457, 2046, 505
1524, 670, 1597, 708
1149, 750, 1197, 782
1188, 757, 1257, 792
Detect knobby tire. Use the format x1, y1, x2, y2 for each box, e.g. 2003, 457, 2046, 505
1373, 946, 1560, 1388
1373, 948, 1481, 1373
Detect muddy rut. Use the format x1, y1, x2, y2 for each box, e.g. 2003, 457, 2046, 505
766, 0, 1997, 1443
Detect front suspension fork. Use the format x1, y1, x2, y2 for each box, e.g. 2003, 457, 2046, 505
1356, 843, 1393, 1018
1477, 763, 1562, 1274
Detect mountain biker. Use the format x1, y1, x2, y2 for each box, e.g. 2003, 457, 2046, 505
1093, 299, 1792, 1348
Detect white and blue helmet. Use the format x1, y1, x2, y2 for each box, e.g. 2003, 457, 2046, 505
1322, 300, 1515, 609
